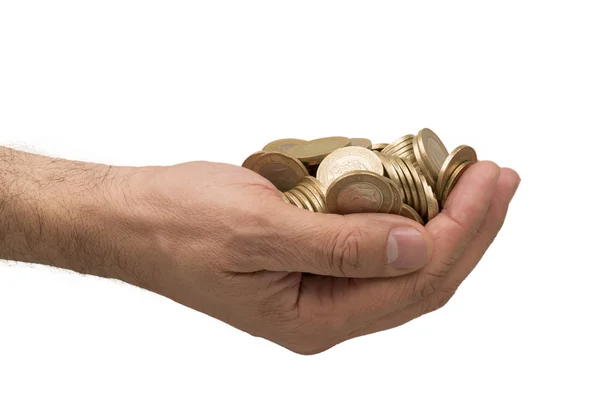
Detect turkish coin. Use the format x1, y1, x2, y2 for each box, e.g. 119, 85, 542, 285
326, 171, 394, 215
317, 146, 384, 188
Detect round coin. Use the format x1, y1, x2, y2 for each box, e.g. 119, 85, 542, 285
441, 161, 473, 207
285, 190, 305, 209
376, 152, 401, 186
413, 135, 436, 187
251, 152, 309, 191
404, 159, 428, 218
262, 138, 307, 153
289, 188, 315, 212
388, 156, 411, 206
241, 151, 266, 170
287, 136, 351, 164
350, 138, 373, 149
371, 143, 389, 152
396, 158, 421, 216
382, 176, 404, 215
435, 145, 478, 199
317, 146, 384, 188
295, 184, 324, 213
423, 182, 440, 222
400, 205, 424, 225
414, 128, 449, 185
300, 176, 327, 198
381, 134, 414, 155
326, 171, 394, 215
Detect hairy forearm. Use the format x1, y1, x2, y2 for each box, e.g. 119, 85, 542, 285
0, 146, 151, 285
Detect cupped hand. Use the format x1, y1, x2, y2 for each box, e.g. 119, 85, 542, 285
122, 160, 519, 354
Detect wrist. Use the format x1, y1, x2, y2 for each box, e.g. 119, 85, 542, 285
0, 147, 151, 286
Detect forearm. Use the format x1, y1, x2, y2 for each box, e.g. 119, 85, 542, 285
0, 146, 149, 285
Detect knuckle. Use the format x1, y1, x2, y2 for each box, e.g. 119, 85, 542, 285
325, 226, 364, 276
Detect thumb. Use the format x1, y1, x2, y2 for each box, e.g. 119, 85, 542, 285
263, 206, 433, 278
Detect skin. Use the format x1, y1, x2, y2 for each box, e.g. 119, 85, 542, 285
0, 146, 520, 355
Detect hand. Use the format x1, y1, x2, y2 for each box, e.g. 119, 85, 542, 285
117, 160, 519, 354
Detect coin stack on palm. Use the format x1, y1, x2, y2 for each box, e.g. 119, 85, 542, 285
241, 129, 478, 225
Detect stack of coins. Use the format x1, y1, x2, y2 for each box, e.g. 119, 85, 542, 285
242, 128, 477, 225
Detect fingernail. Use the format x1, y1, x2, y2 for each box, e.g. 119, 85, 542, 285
386, 227, 428, 269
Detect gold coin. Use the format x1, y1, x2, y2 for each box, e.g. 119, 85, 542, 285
317, 146, 384, 188
297, 182, 326, 213
423, 182, 440, 222
381, 134, 414, 155
299, 176, 327, 198
400, 204, 424, 225
294, 184, 324, 213
287, 136, 351, 164
289, 188, 315, 212
412, 136, 436, 187
386, 142, 414, 158
376, 152, 401, 186
435, 145, 478, 199
262, 138, 307, 153
350, 138, 373, 149
414, 128, 449, 186
404, 159, 428, 218
282, 192, 291, 204
241, 151, 266, 170
396, 158, 421, 216
326, 171, 394, 215
371, 143, 389, 152
387, 156, 411, 205
285, 190, 305, 209
382, 176, 404, 215
252, 152, 309, 191
441, 161, 473, 207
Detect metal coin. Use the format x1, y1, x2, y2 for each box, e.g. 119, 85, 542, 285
382, 176, 404, 215
375, 152, 400, 186
241, 151, 267, 170
414, 128, 449, 186
404, 159, 428, 218
381, 134, 414, 155
423, 182, 440, 222
288, 188, 315, 212
387, 156, 411, 206
263, 138, 307, 154
285, 190, 306, 209
295, 184, 324, 213
441, 161, 473, 207
287, 136, 351, 164
436, 145, 478, 199
300, 176, 327, 198
400, 205, 424, 225
386, 142, 415, 158
396, 158, 421, 216
252, 152, 309, 191
317, 146, 384, 188
282, 192, 291, 204
326, 171, 394, 215
371, 143, 389, 152
350, 138, 373, 149
413, 135, 436, 187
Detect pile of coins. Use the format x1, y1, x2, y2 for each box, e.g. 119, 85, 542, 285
241, 129, 477, 225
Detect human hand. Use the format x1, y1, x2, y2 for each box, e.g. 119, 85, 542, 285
116, 160, 518, 354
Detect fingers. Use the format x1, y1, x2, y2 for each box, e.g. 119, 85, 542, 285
345, 168, 520, 339
315, 161, 501, 329
259, 207, 434, 278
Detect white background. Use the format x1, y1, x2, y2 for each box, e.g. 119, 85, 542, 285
1, 1, 598, 399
